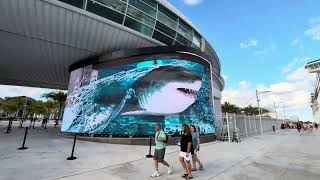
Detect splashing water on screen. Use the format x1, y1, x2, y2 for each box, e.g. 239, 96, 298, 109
62, 60, 215, 136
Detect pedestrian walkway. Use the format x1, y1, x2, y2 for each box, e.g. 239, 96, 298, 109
0, 126, 319, 180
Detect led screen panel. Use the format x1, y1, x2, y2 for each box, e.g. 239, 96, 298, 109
62, 59, 215, 136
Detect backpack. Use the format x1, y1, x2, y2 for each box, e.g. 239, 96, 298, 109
157, 130, 169, 143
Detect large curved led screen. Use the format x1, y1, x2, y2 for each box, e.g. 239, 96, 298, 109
62, 59, 215, 136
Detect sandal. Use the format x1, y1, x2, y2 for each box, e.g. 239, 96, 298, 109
181, 174, 188, 178
185, 176, 194, 180
199, 164, 203, 170
191, 168, 197, 171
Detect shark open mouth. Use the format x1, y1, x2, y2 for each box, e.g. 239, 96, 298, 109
177, 88, 197, 98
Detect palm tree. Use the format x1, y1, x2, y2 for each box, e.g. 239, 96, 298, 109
42, 91, 67, 126
221, 102, 241, 114
43, 100, 56, 118
242, 105, 270, 116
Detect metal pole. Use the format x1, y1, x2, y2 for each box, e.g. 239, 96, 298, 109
253, 115, 258, 135
248, 115, 252, 136
283, 105, 286, 120
5, 119, 12, 134
226, 113, 231, 143
244, 114, 248, 137
274, 101, 278, 119
18, 127, 28, 150
67, 134, 77, 160
256, 90, 264, 136
146, 136, 154, 158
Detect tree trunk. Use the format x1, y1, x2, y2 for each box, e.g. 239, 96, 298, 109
56, 102, 62, 126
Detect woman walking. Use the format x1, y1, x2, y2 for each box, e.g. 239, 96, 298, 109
179, 124, 193, 180
190, 125, 203, 171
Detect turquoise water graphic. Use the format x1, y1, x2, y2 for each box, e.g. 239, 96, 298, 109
62, 60, 215, 136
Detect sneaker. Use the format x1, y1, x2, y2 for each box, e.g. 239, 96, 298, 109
151, 171, 160, 177
168, 165, 173, 174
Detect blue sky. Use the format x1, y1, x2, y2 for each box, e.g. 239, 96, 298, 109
168, 0, 320, 121
1, 0, 320, 121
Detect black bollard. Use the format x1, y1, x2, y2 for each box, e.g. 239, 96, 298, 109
18, 127, 29, 150
32, 120, 35, 129
5, 119, 12, 134
146, 136, 154, 158
67, 134, 77, 160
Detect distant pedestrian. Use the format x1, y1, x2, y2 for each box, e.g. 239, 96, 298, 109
179, 124, 193, 180
151, 124, 173, 178
297, 122, 302, 133
190, 125, 203, 171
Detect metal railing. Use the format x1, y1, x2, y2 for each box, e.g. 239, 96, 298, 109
216, 113, 282, 143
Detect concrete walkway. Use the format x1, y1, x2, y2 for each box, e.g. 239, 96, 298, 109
1, 123, 319, 180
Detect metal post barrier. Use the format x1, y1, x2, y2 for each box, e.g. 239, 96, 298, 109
226, 113, 231, 143
5, 119, 12, 134
253, 116, 258, 135
244, 115, 248, 137
18, 127, 28, 150
233, 114, 237, 130
259, 115, 264, 136
67, 134, 77, 160
146, 136, 154, 158
248, 116, 252, 136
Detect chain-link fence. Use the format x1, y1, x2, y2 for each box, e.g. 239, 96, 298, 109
216, 113, 282, 142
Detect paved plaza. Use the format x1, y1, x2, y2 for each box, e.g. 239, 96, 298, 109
0, 121, 320, 180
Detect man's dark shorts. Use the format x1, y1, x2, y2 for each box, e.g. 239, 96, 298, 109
154, 148, 166, 161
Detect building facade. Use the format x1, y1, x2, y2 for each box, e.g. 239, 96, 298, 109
305, 59, 320, 123
0, 0, 224, 134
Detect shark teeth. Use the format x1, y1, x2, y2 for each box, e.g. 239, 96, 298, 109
177, 88, 197, 98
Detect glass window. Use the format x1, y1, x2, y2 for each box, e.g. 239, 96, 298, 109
155, 21, 176, 38
127, 6, 155, 27
152, 30, 174, 45
177, 25, 193, 41
87, 0, 124, 24
158, 5, 178, 22
124, 16, 153, 36
92, 0, 127, 13
178, 20, 193, 40
129, 0, 156, 17
176, 34, 192, 46
140, 0, 157, 8
58, 0, 84, 9
173, 41, 184, 47
157, 11, 178, 30
192, 32, 202, 48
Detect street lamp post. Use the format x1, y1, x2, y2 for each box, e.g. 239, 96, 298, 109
256, 90, 271, 136
274, 101, 278, 119
278, 102, 286, 120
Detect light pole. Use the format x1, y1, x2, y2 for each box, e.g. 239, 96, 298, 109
278, 102, 286, 120
274, 101, 278, 119
256, 90, 271, 136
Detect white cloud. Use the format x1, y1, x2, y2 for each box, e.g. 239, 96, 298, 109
253, 42, 276, 57
281, 57, 310, 74
181, 0, 203, 5
309, 17, 320, 24
305, 17, 320, 41
305, 24, 320, 40
0, 85, 58, 100
290, 38, 299, 46
222, 64, 315, 121
222, 74, 228, 81
239, 80, 250, 89
240, 39, 258, 48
